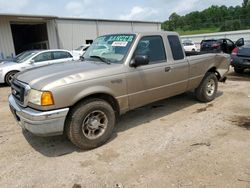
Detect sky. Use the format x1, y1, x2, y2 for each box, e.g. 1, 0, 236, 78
0, 0, 243, 22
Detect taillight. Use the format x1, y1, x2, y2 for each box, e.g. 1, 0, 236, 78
212, 43, 219, 48
232, 48, 238, 55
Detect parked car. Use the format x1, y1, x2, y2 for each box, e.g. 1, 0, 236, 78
182, 40, 197, 52
89, 44, 110, 57
200, 38, 244, 54
0, 49, 74, 85
72, 44, 90, 59
0, 51, 35, 63
9, 32, 230, 149
231, 43, 250, 73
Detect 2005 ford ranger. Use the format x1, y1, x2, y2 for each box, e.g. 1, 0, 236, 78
9, 32, 230, 149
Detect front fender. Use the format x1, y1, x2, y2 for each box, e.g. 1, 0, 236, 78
71, 85, 117, 105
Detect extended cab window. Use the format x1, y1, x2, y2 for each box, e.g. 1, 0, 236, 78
168, 35, 184, 60
134, 36, 166, 64
33, 52, 53, 62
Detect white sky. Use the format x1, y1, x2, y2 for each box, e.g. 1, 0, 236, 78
0, 0, 243, 21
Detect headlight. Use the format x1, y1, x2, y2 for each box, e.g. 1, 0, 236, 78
28, 89, 54, 106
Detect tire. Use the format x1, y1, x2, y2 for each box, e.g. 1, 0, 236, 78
5, 71, 18, 86
195, 73, 218, 102
66, 99, 115, 150
234, 67, 244, 74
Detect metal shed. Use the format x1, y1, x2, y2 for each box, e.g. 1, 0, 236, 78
0, 14, 161, 58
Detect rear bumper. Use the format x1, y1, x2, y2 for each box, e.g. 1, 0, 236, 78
231, 56, 250, 69
8, 94, 69, 136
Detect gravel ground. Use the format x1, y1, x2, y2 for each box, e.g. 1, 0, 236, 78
0, 69, 249, 188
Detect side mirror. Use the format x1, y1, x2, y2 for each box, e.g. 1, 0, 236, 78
130, 55, 149, 67
235, 38, 244, 47
29, 60, 35, 64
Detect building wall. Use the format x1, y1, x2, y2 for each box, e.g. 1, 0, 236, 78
98, 21, 132, 35
56, 19, 98, 50
0, 15, 161, 57
0, 17, 15, 58
56, 19, 161, 50
0, 16, 58, 58
47, 19, 59, 49
133, 22, 160, 32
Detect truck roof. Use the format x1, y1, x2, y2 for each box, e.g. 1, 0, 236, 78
100, 31, 179, 36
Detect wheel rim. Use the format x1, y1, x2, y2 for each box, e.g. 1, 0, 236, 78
206, 79, 215, 97
82, 110, 108, 140
7, 73, 15, 84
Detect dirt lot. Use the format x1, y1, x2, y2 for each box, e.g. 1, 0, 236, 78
0, 69, 249, 188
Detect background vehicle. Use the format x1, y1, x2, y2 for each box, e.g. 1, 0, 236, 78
9, 32, 230, 149
231, 43, 250, 73
0, 49, 74, 85
72, 44, 90, 60
182, 40, 197, 52
0, 51, 35, 63
200, 38, 244, 54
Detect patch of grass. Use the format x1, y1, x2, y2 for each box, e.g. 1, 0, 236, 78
175, 28, 220, 35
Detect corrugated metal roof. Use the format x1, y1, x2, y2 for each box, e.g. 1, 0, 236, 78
0, 13, 161, 24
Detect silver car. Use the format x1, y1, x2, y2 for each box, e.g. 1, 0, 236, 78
0, 49, 74, 85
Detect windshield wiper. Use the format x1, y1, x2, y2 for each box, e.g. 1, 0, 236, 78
89, 55, 111, 65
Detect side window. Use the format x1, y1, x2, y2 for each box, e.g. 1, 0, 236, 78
134, 36, 166, 64
33, 52, 53, 62
226, 39, 234, 46
53, 51, 73, 59
168, 35, 185, 60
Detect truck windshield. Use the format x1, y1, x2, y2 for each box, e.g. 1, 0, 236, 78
84, 34, 135, 63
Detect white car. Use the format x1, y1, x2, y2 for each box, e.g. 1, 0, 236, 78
183, 41, 197, 52
88, 44, 111, 57
72, 45, 90, 59
0, 49, 74, 85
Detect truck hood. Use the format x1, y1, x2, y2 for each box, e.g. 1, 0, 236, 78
16, 61, 123, 90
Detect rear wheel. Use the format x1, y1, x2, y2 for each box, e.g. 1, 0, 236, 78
195, 73, 218, 102
5, 71, 18, 86
234, 67, 244, 74
66, 99, 115, 150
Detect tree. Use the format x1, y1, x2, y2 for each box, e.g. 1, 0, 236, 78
161, 0, 250, 33
242, 0, 249, 7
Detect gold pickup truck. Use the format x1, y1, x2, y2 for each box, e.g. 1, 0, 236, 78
9, 31, 230, 149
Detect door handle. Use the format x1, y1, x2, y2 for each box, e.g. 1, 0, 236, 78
165, 67, 171, 72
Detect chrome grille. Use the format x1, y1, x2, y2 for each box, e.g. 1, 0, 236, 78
11, 79, 30, 106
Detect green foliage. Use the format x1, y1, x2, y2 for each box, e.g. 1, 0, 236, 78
176, 28, 220, 35
161, 0, 250, 34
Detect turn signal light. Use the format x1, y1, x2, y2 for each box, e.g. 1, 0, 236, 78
41, 91, 54, 106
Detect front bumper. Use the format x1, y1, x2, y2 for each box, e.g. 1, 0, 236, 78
8, 95, 69, 136
0, 72, 4, 83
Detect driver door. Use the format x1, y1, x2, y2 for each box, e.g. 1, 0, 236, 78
126, 36, 170, 109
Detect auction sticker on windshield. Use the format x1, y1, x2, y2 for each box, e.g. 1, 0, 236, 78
111, 41, 128, 47
107, 35, 134, 42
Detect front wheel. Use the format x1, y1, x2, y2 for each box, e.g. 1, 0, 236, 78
66, 99, 115, 149
195, 73, 218, 102
5, 71, 18, 86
